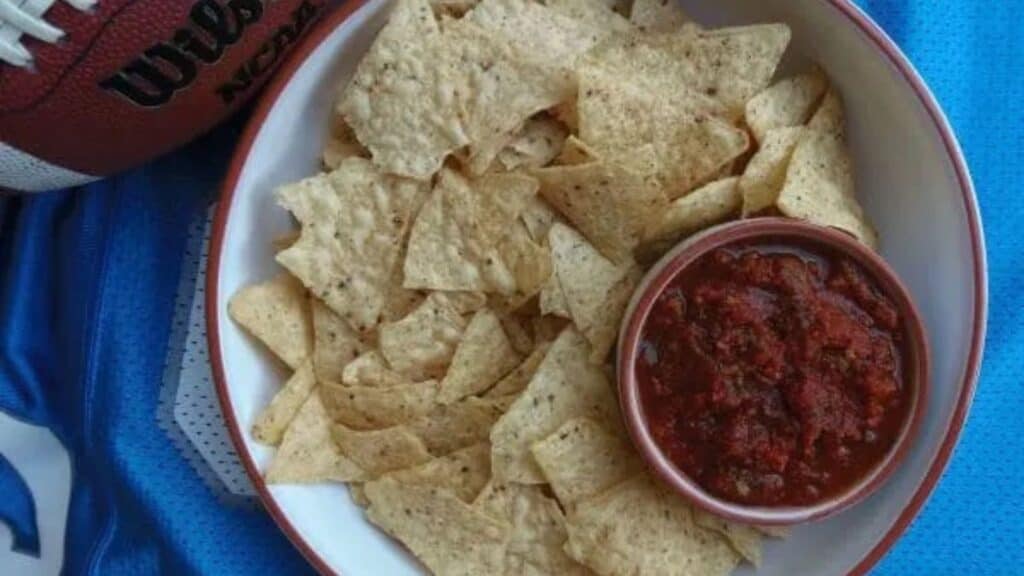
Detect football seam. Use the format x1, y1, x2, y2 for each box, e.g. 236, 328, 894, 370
0, 0, 146, 115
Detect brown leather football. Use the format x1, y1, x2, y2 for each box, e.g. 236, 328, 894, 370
0, 0, 328, 192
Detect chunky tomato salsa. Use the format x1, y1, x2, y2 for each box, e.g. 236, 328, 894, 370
637, 241, 909, 506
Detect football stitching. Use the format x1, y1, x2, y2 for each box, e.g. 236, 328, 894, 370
0, 0, 148, 115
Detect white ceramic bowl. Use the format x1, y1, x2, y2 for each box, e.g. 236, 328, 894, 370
207, 1, 986, 574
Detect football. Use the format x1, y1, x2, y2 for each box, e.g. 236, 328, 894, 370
0, 0, 328, 192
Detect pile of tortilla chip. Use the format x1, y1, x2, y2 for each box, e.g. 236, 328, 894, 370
228, 0, 881, 573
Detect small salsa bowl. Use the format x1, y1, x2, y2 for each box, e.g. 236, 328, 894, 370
617, 218, 930, 526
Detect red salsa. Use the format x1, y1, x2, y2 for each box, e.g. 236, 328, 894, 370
637, 241, 908, 506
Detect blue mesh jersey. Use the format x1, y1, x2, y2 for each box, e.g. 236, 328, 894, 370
1, 1, 1022, 574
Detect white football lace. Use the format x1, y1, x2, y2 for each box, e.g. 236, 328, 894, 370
0, 0, 98, 67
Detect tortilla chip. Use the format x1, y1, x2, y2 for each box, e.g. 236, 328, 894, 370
252, 360, 317, 446
519, 196, 561, 243
380, 288, 428, 326
310, 298, 366, 383
332, 423, 432, 476
531, 417, 641, 508
745, 69, 828, 144
532, 315, 571, 345
545, 255, 634, 360
404, 169, 538, 293
271, 231, 301, 253
474, 483, 590, 575
757, 525, 791, 539
380, 244, 426, 325
739, 127, 803, 216
534, 156, 668, 263
468, 0, 627, 75
497, 114, 569, 171
546, 0, 633, 34
461, 0, 627, 144
576, 66, 749, 200
409, 397, 507, 455
634, 239, 675, 267
341, 350, 411, 388
582, 267, 640, 363
484, 342, 550, 398
584, 24, 790, 116
550, 99, 579, 133
683, 24, 792, 112
646, 177, 742, 243
539, 272, 573, 319
714, 158, 742, 180
380, 443, 491, 502
337, 0, 467, 179
266, 391, 366, 484
693, 510, 764, 567
555, 135, 600, 166
379, 292, 469, 380
580, 30, 718, 113
629, 0, 692, 33
276, 158, 428, 333
441, 291, 489, 314
548, 223, 634, 341
364, 478, 510, 575
494, 222, 554, 309
807, 87, 845, 137
565, 475, 740, 576
343, 0, 610, 178
490, 327, 621, 483
349, 483, 370, 508
321, 381, 438, 430
776, 130, 878, 248
430, 0, 479, 18
443, 19, 571, 174
323, 115, 368, 170
497, 311, 535, 356
609, 0, 633, 16
439, 309, 523, 403
489, 396, 517, 415
228, 273, 312, 369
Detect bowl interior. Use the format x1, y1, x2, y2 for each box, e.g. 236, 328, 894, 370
618, 219, 930, 527
211, 0, 983, 574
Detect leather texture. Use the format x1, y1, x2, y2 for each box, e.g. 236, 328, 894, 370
0, 0, 325, 186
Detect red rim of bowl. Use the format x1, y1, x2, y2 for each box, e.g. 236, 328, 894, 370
206, 0, 988, 574
617, 218, 931, 526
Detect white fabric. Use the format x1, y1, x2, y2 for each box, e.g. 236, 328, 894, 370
170, 213, 256, 498
0, 141, 97, 192
156, 207, 256, 501
0, 413, 70, 576
0, 0, 97, 67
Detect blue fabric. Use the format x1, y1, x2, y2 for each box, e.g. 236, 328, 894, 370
0, 453, 38, 556
0, 120, 314, 575
0, 1, 1021, 574
858, 1, 1024, 573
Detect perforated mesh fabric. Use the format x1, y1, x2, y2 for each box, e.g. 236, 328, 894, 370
156, 207, 255, 503
0, 142, 96, 192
